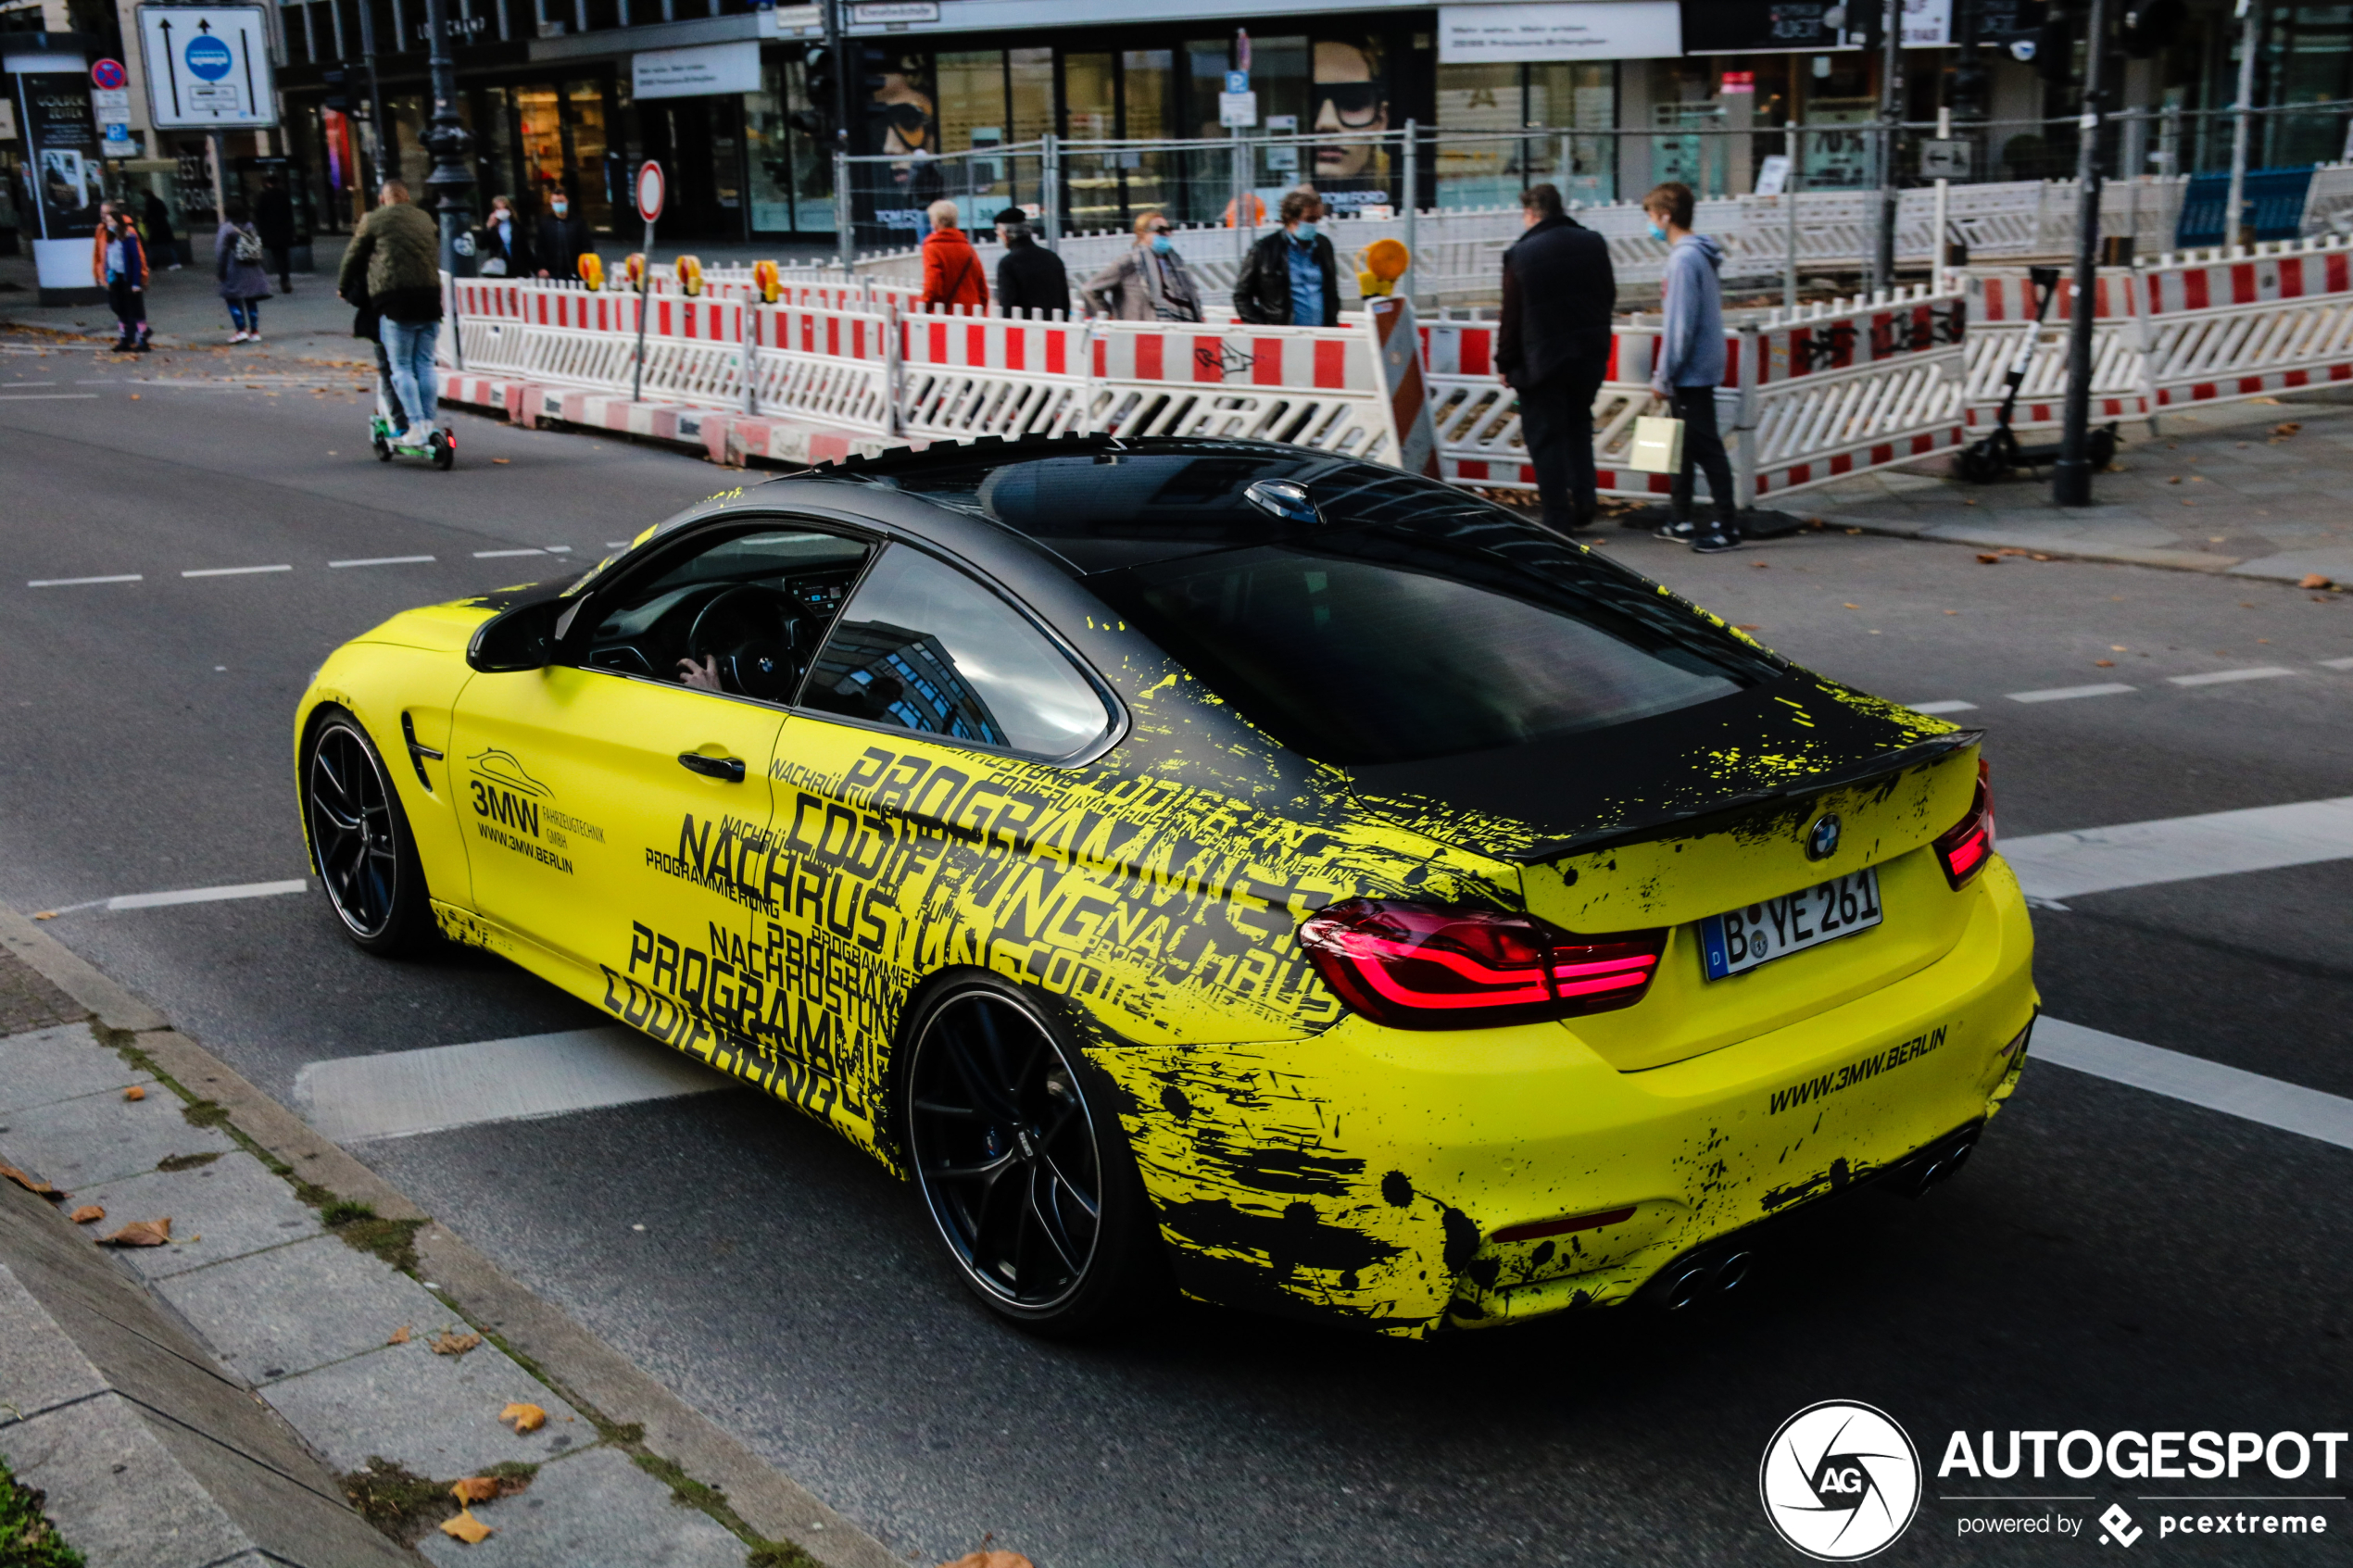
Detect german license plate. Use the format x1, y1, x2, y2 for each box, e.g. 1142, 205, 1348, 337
1699, 868, 1884, 980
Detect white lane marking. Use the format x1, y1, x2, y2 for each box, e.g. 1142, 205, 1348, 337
107, 879, 310, 911
182, 564, 293, 578
473, 548, 547, 558
2007, 683, 2138, 704
2169, 666, 2295, 686
1906, 699, 1979, 715
29, 574, 143, 588
0, 393, 100, 401
331, 555, 436, 568
2002, 797, 2353, 901
294, 1026, 728, 1144
2036, 1019, 2353, 1152
545, 546, 573, 554
605, 541, 634, 548
4, 382, 57, 387
2322, 657, 2353, 671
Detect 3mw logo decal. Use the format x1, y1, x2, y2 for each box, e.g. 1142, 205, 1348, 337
1759, 1400, 1921, 1561
466, 749, 571, 873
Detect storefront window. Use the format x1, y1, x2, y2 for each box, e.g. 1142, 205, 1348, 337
1437, 63, 1615, 209
1531, 63, 1615, 204
1124, 48, 1176, 219
1063, 51, 1118, 231
476, 86, 518, 213
517, 83, 565, 212
568, 79, 614, 232
749, 54, 834, 233
937, 48, 1011, 220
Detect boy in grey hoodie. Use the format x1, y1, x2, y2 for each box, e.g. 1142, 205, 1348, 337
1644, 182, 1741, 552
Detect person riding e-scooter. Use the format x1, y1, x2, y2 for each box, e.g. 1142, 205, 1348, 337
336, 181, 445, 452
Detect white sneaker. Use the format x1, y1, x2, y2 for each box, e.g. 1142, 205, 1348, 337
394, 422, 435, 448
228, 331, 247, 344
247, 332, 262, 343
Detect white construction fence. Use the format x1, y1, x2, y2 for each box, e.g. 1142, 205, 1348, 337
435, 231, 2353, 507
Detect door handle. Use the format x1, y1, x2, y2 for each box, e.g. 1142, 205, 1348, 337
676, 752, 746, 784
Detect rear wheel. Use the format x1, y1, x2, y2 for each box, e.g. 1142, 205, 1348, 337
900, 976, 1162, 1336
433, 430, 455, 471
303, 709, 432, 954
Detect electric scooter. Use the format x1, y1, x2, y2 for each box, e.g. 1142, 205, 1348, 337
368, 339, 455, 470
1957, 264, 2117, 483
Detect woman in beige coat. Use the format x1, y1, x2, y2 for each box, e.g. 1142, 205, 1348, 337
1082, 210, 1203, 321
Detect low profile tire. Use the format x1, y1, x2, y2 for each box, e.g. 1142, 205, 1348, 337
303, 709, 433, 955
900, 975, 1163, 1336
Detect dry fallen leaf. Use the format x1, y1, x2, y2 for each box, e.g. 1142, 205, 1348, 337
2301, 572, 2334, 589
451, 1476, 500, 1504
935, 1555, 1035, 1568
97, 1217, 172, 1247
1976, 553, 2001, 565
0, 1164, 60, 1198
1735, 622, 1761, 631
440, 1508, 494, 1545
1750, 560, 1770, 569
70, 1205, 105, 1224
2095, 659, 2115, 668
124, 1085, 146, 1101
129, 393, 139, 400
2030, 553, 2052, 561
386, 1324, 412, 1346
430, 1331, 484, 1357
2274, 421, 2302, 436
1843, 602, 1861, 609
500, 1402, 547, 1434
2165, 475, 2181, 483
31, 910, 57, 921
492, 457, 511, 464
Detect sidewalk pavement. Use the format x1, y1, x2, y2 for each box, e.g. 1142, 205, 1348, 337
1805, 389, 2353, 586
0, 905, 895, 1568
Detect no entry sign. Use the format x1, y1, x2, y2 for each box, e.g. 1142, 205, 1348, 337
635, 161, 664, 225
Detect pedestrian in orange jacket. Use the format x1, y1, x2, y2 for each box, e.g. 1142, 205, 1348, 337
919, 200, 988, 310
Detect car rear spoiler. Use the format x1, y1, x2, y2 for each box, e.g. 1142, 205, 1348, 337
1512, 729, 1987, 865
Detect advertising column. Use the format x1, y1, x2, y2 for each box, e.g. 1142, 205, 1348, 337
6, 46, 107, 306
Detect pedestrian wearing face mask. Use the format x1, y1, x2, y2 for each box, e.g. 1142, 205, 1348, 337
534, 189, 590, 280
992, 206, 1069, 315
1233, 190, 1339, 327
1084, 209, 1202, 322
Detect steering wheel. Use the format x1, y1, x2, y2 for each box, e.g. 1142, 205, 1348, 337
686, 585, 803, 701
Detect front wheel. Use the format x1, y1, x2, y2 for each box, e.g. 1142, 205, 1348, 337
900, 976, 1164, 1336
302, 709, 433, 954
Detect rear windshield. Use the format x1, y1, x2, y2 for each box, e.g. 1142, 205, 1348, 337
1087, 473, 1780, 765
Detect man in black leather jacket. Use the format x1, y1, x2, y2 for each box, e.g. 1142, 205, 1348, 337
1495, 182, 1616, 533
1232, 190, 1340, 327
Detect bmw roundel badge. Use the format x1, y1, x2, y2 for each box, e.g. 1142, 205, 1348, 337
1806, 814, 1842, 861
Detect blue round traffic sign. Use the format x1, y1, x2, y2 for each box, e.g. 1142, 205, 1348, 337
184, 34, 233, 82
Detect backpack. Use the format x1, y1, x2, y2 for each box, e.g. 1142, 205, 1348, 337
233, 226, 266, 264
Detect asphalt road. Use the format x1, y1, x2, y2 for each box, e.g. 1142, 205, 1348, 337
5, 339, 2348, 1566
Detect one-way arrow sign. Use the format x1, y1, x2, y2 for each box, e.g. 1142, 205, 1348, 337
136, 5, 278, 130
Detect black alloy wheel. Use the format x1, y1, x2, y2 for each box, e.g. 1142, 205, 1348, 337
902, 979, 1158, 1334
305, 711, 429, 954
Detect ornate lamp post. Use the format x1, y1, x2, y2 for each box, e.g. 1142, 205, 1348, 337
420, 0, 473, 277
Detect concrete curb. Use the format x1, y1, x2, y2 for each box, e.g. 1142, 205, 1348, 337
0, 908, 901, 1568
1813, 513, 2255, 574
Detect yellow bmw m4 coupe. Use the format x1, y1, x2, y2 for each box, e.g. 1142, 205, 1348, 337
296, 436, 2035, 1336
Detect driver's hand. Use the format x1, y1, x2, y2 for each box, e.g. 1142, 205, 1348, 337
675, 655, 722, 691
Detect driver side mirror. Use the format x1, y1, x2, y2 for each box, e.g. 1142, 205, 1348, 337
467, 598, 564, 672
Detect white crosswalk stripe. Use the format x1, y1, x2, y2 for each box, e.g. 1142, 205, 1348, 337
2033, 1019, 2353, 1151
294, 1027, 727, 1143
2000, 797, 2353, 902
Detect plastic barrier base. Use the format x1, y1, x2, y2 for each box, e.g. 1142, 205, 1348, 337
437, 373, 904, 471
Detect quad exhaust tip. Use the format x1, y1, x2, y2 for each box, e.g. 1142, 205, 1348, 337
1659, 1248, 1755, 1311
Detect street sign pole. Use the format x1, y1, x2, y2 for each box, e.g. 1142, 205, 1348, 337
2054, 0, 2113, 507
631, 161, 663, 404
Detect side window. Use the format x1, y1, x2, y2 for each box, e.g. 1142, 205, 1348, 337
799, 546, 1113, 760
579, 526, 873, 703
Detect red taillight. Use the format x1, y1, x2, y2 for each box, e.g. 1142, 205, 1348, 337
1933, 759, 1996, 888
1297, 899, 1665, 1031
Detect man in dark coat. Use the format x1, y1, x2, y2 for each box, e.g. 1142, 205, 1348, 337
992, 207, 1068, 315
255, 174, 296, 293
1232, 189, 1340, 327
534, 188, 592, 280
1496, 182, 1616, 533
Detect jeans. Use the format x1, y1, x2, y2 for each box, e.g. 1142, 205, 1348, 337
380, 318, 439, 429
107, 280, 145, 337
1669, 383, 1739, 529
227, 297, 261, 332
1515, 361, 1606, 533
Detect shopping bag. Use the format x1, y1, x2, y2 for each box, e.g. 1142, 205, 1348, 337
1629, 415, 1685, 474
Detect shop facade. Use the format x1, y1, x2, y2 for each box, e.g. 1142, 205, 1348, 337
258, 0, 2349, 249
